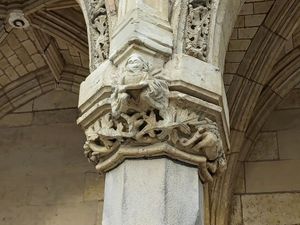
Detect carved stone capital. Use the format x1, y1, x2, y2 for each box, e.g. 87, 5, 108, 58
79, 0, 228, 183
78, 53, 229, 183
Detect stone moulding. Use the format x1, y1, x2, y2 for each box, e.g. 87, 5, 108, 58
109, 7, 173, 61
95, 143, 216, 182
78, 54, 228, 183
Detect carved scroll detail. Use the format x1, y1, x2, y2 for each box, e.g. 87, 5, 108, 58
89, 0, 109, 68
185, 0, 212, 61
83, 54, 226, 182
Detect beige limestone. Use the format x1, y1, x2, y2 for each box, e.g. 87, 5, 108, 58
277, 88, 300, 109
83, 173, 105, 201
234, 163, 246, 194
33, 90, 78, 111
230, 195, 243, 225
278, 129, 300, 160
13, 101, 33, 113
228, 40, 251, 51
247, 132, 278, 161
103, 159, 204, 225
238, 27, 258, 39
33, 108, 78, 125
254, 1, 274, 14
242, 193, 300, 225
245, 160, 300, 193
0, 118, 102, 225
78, 53, 229, 182
262, 109, 300, 131
0, 112, 33, 127
244, 14, 266, 27
77, 1, 231, 224
240, 3, 254, 15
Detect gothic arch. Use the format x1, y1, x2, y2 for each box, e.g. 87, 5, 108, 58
0, 0, 89, 119
0, 66, 86, 118
211, 1, 300, 225
212, 0, 245, 69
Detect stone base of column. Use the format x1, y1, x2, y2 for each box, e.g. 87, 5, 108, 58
102, 158, 204, 225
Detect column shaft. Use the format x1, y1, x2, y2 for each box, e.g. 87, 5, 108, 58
103, 159, 204, 225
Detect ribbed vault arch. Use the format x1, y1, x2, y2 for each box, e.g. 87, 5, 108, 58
0, 66, 86, 118
228, 0, 300, 131
0, 0, 89, 119
210, 1, 300, 225
212, 0, 245, 69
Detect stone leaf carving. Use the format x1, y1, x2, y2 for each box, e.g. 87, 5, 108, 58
89, 0, 109, 67
185, 0, 211, 61
83, 54, 226, 182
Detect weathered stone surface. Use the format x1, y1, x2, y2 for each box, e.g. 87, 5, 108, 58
77, 1, 230, 224
244, 14, 266, 27
262, 109, 300, 131
33, 90, 78, 111
79, 53, 228, 183
247, 132, 279, 161
13, 101, 33, 113
278, 129, 300, 160
245, 160, 300, 193
33, 108, 78, 125
103, 159, 204, 225
0, 122, 100, 225
230, 195, 243, 225
83, 172, 105, 201
277, 88, 300, 109
234, 163, 245, 194
0, 112, 33, 127
242, 193, 300, 225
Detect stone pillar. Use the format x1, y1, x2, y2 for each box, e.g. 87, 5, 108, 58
103, 159, 204, 225
77, 0, 229, 224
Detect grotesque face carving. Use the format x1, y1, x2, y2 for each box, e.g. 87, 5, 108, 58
125, 54, 149, 73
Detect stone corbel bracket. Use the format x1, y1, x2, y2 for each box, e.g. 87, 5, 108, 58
78, 53, 229, 183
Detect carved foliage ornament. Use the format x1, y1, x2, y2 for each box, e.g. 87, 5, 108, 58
89, 0, 109, 67
185, 0, 212, 61
83, 54, 226, 182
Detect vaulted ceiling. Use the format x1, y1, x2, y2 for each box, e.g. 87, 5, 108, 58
0, 0, 89, 117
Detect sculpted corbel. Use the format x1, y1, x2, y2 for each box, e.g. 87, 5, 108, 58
82, 53, 226, 182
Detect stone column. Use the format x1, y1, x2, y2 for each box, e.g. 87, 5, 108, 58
77, 0, 229, 224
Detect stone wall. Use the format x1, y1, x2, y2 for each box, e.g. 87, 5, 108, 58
224, 0, 275, 92
0, 90, 104, 225
230, 84, 300, 225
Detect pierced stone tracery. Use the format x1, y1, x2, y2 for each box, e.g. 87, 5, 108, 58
89, 0, 109, 68
185, 0, 212, 61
